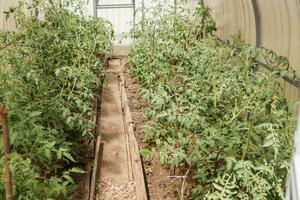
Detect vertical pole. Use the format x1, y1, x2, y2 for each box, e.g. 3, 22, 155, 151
93, 0, 97, 17
173, 0, 177, 32
142, 0, 145, 30
58, 0, 62, 8
0, 107, 13, 200
251, 0, 261, 47
34, 8, 39, 17
133, 0, 136, 31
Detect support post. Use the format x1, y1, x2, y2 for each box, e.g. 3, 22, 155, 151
142, 0, 145, 30
0, 107, 13, 200
93, 0, 97, 17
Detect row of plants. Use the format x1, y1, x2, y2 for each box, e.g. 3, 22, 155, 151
0, 0, 113, 199
129, 2, 295, 199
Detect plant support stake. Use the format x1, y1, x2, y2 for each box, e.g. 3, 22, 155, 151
0, 107, 13, 200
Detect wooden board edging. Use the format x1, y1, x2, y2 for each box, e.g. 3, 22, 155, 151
120, 65, 148, 200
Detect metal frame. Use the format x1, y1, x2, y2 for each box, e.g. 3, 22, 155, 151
251, 0, 261, 48
94, 0, 135, 12
97, 4, 135, 9
94, 0, 136, 22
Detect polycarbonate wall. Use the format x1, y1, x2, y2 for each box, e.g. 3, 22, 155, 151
0, 0, 18, 31
201, 0, 300, 105
2, 0, 300, 104
0, 0, 91, 31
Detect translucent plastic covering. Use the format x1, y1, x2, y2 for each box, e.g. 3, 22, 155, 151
0, 0, 18, 31
202, 0, 300, 104
2, 0, 300, 103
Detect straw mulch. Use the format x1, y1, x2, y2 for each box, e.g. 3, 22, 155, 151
97, 178, 136, 200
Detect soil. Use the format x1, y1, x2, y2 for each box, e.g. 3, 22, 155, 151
74, 58, 195, 200
123, 68, 195, 200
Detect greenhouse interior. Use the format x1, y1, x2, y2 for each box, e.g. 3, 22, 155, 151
0, 0, 300, 199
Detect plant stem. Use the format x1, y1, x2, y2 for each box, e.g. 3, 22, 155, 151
0, 107, 13, 200
242, 126, 252, 160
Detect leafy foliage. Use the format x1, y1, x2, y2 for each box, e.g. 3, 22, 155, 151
0, 0, 113, 199
129, 1, 295, 199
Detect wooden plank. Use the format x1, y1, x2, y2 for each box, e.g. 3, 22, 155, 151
78, 94, 99, 200
120, 75, 148, 199
127, 122, 148, 200
89, 136, 101, 200
119, 60, 135, 183
82, 160, 92, 200
120, 81, 134, 182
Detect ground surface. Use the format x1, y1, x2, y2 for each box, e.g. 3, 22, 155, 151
113, 45, 131, 58
76, 58, 194, 200
99, 59, 130, 184
95, 59, 147, 200
124, 69, 195, 200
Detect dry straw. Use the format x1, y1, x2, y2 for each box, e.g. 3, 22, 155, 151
97, 178, 136, 200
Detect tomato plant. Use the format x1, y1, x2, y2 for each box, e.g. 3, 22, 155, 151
129, 1, 295, 199
0, 0, 113, 199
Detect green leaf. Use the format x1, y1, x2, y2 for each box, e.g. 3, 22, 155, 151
70, 167, 86, 174
63, 174, 74, 184
29, 111, 42, 118
263, 139, 274, 147
139, 148, 155, 159
63, 152, 76, 162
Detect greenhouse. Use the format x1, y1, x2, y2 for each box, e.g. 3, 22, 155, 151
0, 0, 299, 199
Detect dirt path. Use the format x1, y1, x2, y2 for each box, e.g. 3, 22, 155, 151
95, 59, 147, 200
99, 59, 130, 184
88, 57, 193, 200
